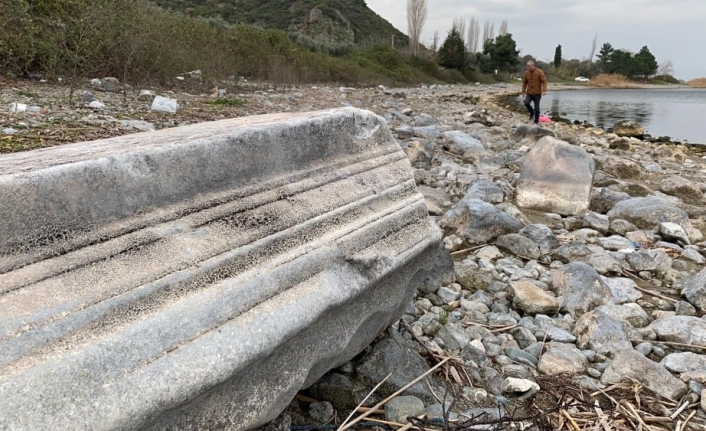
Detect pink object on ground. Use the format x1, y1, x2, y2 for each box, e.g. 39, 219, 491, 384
539, 115, 551, 123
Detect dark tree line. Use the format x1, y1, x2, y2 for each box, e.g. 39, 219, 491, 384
596, 42, 658, 79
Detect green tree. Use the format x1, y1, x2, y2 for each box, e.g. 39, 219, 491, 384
482, 33, 520, 72
553, 44, 562, 68
596, 42, 614, 70
634, 45, 657, 79
437, 27, 466, 70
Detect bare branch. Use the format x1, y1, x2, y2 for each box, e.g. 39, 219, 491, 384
467, 17, 480, 53
407, 0, 428, 55
498, 19, 508, 36
588, 32, 598, 63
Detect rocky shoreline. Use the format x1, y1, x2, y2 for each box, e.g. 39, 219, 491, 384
3, 79, 706, 429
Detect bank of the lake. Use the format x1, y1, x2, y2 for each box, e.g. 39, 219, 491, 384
500, 85, 706, 145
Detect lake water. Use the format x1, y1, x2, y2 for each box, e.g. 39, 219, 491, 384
521, 88, 706, 144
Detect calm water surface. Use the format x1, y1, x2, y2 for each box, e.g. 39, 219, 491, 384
521, 88, 706, 144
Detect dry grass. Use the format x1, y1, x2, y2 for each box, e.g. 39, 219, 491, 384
589, 74, 642, 89
687, 77, 706, 88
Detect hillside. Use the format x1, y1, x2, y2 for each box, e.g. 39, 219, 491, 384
151, 0, 408, 46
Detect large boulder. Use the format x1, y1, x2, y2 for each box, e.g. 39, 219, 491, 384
649, 316, 706, 348
515, 136, 595, 216
573, 310, 632, 357
440, 198, 523, 245
607, 196, 702, 243
0, 108, 445, 431
660, 175, 705, 203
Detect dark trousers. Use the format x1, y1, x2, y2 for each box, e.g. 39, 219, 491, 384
524, 94, 541, 122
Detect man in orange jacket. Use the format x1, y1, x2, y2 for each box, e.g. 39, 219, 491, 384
521, 60, 548, 124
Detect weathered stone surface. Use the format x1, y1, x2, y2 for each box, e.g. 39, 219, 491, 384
650, 316, 706, 348
660, 175, 705, 203
440, 198, 523, 245
612, 120, 645, 138
594, 155, 643, 179
607, 197, 702, 243
601, 277, 643, 304
601, 349, 688, 400
519, 224, 558, 255
590, 187, 631, 214
681, 267, 706, 311
554, 241, 593, 263
515, 136, 595, 216
385, 396, 425, 423
0, 108, 445, 431
511, 280, 560, 315
661, 352, 706, 373
595, 304, 651, 328
357, 336, 447, 405
512, 124, 557, 141
573, 310, 632, 357
497, 234, 541, 259
465, 180, 504, 204
443, 131, 484, 155
550, 262, 613, 318
537, 342, 588, 375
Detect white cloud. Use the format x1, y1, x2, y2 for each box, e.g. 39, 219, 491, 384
365, 0, 706, 79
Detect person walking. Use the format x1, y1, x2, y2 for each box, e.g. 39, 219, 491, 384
521, 60, 547, 124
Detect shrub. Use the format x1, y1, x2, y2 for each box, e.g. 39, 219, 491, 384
687, 78, 706, 88
589, 74, 641, 89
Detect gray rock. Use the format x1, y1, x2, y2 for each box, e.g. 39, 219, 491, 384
443, 131, 484, 155
120, 120, 156, 132
660, 222, 690, 245
440, 198, 523, 245
583, 211, 610, 234
497, 234, 541, 259
511, 280, 559, 315
681, 267, 706, 311
607, 197, 702, 243
601, 349, 687, 400
595, 304, 651, 328
414, 113, 438, 127
385, 396, 425, 423
263, 413, 292, 431
306, 373, 360, 410
436, 325, 470, 350
501, 377, 539, 394
413, 125, 443, 139
550, 262, 613, 318
554, 241, 593, 263
519, 224, 558, 255
537, 325, 576, 343
421, 403, 458, 421
538, 342, 588, 375
660, 175, 705, 203
612, 120, 644, 138
661, 352, 706, 373
590, 188, 631, 214
309, 401, 334, 424
100, 77, 120, 92
505, 347, 539, 366
512, 124, 557, 141
597, 236, 635, 251
609, 219, 638, 236
650, 316, 706, 348
601, 277, 643, 304
681, 248, 705, 264
511, 327, 538, 349
573, 310, 632, 357
466, 180, 504, 204
594, 155, 643, 179
436, 286, 461, 303
675, 300, 697, 316
635, 342, 652, 356
454, 259, 498, 291
515, 136, 595, 216
587, 253, 622, 275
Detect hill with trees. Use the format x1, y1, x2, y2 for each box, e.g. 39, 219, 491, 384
152, 0, 408, 51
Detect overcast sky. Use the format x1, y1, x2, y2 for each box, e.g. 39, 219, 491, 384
366, 0, 706, 80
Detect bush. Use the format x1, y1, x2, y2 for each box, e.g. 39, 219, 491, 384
589, 74, 641, 89
687, 78, 706, 88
